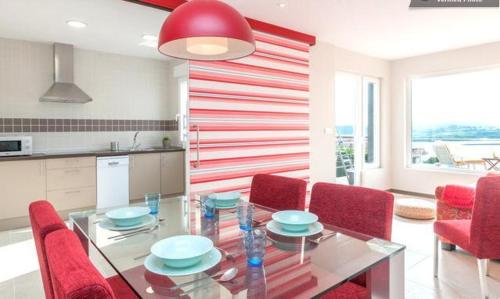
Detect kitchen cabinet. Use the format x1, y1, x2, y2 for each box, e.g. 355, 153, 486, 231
161, 151, 185, 195
129, 153, 161, 200
0, 160, 46, 219
46, 157, 96, 211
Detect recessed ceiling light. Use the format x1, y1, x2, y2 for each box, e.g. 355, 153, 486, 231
139, 40, 157, 48
277, 1, 287, 8
66, 20, 87, 28
142, 34, 158, 41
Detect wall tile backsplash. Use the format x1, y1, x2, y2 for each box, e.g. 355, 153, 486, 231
0, 118, 178, 133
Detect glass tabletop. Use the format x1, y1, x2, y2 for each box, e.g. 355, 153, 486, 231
69, 196, 405, 298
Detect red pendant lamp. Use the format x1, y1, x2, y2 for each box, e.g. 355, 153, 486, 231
158, 0, 255, 61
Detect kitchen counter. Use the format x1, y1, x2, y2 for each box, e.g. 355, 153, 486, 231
0, 147, 185, 162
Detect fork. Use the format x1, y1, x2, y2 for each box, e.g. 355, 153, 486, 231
111, 224, 160, 241
107, 219, 164, 240
307, 232, 337, 245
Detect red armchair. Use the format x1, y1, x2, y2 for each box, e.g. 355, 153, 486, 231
434, 175, 500, 299
249, 174, 307, 211
435, 185, 475, 250
309, 183, 395, 299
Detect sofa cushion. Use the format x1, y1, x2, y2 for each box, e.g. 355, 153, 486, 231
434, 220, 471, 251
45, 229, 115, 299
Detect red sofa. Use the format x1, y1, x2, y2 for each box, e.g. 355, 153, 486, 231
29, 200, 137, 299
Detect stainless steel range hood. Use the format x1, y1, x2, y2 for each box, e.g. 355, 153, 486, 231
40, 43, 92, 103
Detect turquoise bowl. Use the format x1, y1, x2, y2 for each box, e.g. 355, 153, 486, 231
272, 210, 319, 232
151, 235, 214, 268
105, 207, 150, 227
208, 191, 241, 208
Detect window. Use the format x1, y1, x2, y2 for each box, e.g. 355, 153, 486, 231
409, 68, 500, 171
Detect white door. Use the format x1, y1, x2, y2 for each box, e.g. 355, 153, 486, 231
335, 72, 380, 185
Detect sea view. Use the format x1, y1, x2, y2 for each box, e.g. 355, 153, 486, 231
412, 140, 500, 163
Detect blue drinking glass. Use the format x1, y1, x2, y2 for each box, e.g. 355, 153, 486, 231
145, 193, 160, 215
201, 195, 216, 219
237, 201, 254, 231
244, 227, 267, 267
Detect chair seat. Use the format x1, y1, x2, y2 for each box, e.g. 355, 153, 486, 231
434, 219, 471, 251
321, 282, 368, 299
107, 275, 138, 299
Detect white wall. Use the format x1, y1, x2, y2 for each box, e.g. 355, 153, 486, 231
0, 37, 181, 152
310, 42, 392, 190
390, 42, 500, 194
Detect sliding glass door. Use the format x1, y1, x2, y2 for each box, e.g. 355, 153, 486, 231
335, 72, 380, 185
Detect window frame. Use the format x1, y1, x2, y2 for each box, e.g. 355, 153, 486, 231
362, 76, 381, 169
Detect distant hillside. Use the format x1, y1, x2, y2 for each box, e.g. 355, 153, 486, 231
413, 125, 500, 141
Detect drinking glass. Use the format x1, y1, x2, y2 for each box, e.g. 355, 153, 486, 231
244, 228, 267, 267
237, 201, 254, 231
145, 193, 161, 215
201, 195, 216, 218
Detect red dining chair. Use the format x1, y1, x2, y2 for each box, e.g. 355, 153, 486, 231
434, 175, 500, 299
29, 200, 68, 299
309, 182, 395, 299
249, 174, 307, 211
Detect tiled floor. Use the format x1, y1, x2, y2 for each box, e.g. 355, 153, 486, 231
0, 194, 499, 298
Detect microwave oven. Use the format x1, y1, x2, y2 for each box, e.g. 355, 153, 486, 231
0, 136, 33, 156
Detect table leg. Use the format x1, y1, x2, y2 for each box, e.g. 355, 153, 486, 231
367, 250, 405, 299
72, 221, 90, 256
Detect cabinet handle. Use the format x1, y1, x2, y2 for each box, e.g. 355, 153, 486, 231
64, 169, 80, 174
65, 190, 81, 194
194, 124, 200, 168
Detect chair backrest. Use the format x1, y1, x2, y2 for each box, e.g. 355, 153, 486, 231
249, 174, 307, 211
29, 200, 67, 299
45, 229, 115, 299
433, 141, 455, 166
469, 175, 500, 259
310, 183, 394, 240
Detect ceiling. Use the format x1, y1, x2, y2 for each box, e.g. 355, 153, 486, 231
1, 0, 500, 61
0, 0, 169, 60
223, 0, 500, 60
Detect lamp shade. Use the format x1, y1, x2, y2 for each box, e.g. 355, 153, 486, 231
158, 0, 255, 61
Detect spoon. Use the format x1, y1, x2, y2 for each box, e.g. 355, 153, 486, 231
171, 267, 238, 290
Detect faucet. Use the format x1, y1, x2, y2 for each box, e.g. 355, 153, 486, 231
131, 131, 141, 151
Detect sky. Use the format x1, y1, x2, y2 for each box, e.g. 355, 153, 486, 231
412, 68, 500, 128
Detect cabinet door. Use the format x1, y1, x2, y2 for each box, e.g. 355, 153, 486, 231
47, 187, 96, 211
161, 152, 185, 195
129, 153, 161, 200
0, 160, 46, 219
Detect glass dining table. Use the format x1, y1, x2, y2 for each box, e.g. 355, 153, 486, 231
69, 196, 405, 298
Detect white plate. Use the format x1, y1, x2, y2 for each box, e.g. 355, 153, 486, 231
216, 203, 237, 210
98, 214, 156, 231
266, 220, 324, 237
144, 248, 222, 277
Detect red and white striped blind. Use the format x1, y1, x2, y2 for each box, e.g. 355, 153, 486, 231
189, 31, 310, 197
